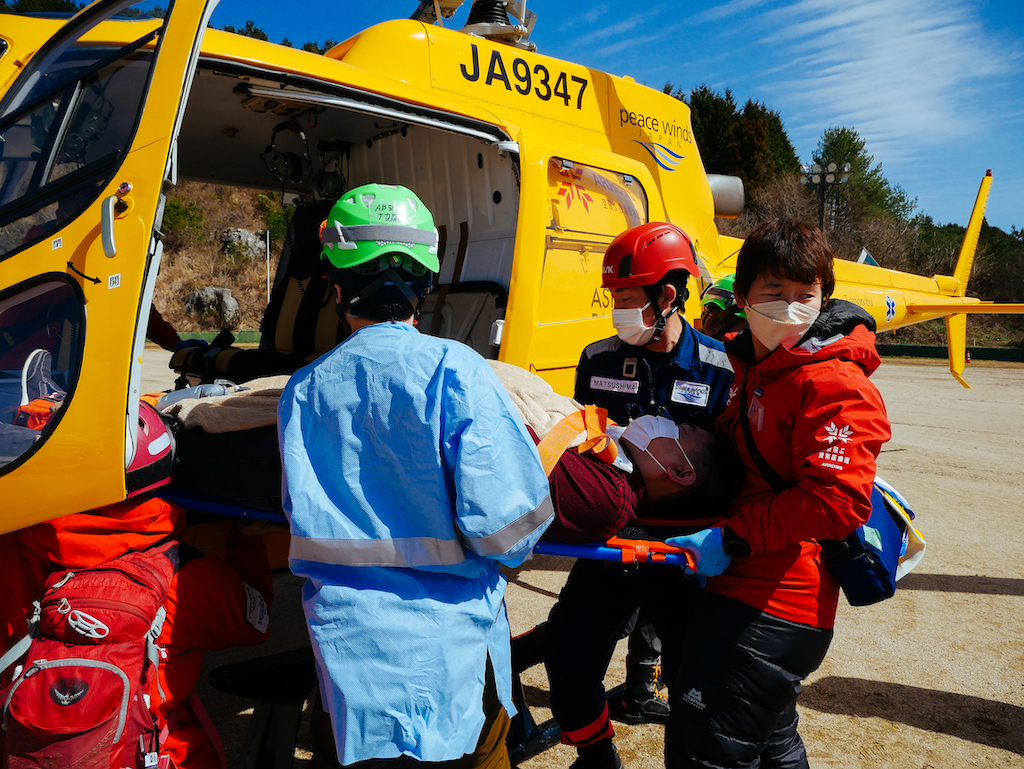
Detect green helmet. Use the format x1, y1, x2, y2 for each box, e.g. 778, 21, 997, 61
700, 273, 744, 318
320, 183, 440, 275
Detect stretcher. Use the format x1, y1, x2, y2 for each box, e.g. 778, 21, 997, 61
535, 535, 696, 569
158, 488, 701, 568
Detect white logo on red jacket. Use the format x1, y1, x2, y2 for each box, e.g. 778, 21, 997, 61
818, 422, 854, 470
819, 445, 850, 469
824, 422, 853, 444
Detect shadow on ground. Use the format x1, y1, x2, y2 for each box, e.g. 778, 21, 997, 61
896, 572, 1024, 596
802, 676, 1024, 755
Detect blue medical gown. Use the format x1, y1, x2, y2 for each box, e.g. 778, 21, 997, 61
278, 322, 553, 764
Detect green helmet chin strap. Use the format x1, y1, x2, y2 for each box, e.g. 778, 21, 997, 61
345, 266, 424, 315
335, 250, 433, 318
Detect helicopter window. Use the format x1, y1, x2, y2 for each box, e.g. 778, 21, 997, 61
547, 158, 648, 237
0, 278, 83, 474
538, 157, 649, 325
0, 18, 162, 263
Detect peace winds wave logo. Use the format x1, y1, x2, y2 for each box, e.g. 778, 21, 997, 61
633, 141, 685, 171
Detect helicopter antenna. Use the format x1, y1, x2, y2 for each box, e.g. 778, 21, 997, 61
462, 1, 538, 51
410, 0, 466, 25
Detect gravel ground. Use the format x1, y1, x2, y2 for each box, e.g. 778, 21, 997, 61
142, 351, 1024, 769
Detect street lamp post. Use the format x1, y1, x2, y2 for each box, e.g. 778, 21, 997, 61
801, 162, 851, 231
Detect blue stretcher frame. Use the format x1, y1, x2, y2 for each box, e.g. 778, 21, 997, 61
157, 489, 695, 566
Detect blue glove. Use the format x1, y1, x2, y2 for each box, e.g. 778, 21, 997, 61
665, 528, 732, 577
174, 338, 209, 353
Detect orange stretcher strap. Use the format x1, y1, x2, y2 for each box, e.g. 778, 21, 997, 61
536, 405, 618, 477
603, 536, 697, 570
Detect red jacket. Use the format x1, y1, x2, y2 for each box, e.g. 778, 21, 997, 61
1, 498, 273, 769
711, 301, 891, 628
1, 496, 184, 678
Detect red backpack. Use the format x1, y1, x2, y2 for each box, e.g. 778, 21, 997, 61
1, 542, 178, 769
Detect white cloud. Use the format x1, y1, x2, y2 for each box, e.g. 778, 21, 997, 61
580, 4, 612, 26
690, 0, 775, 24
753, 0, 1010, 151
581, 8, 667, 42
539, 0, 1022, 229
597, 32, 670, 59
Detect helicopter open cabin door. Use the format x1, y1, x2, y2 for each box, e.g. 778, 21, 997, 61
0, 0, 217, 534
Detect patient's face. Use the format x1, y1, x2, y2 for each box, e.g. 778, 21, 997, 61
644, 422, 715, 472
643, 424, 722, 519
676, 421, 715, 458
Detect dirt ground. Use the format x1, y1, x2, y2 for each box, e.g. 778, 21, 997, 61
141, 352, 1024, 768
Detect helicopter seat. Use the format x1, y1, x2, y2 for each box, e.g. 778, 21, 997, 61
418, 280, 505, 357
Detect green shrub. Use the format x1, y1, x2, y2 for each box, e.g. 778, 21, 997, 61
258, 193, 295, 245
163, 199, 205, 250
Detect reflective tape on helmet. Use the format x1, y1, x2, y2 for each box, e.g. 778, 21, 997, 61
322, 223, 439, 252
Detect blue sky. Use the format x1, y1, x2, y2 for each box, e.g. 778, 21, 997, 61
208, 0, 1024, 233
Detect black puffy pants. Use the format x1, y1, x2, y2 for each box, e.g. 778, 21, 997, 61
666, 593, 833, 769
544, 558, 702, 744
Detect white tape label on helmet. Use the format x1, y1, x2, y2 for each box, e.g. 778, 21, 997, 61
148, 432, 171, 456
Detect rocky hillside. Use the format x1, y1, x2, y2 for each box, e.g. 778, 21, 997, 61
153, 181, 293, 334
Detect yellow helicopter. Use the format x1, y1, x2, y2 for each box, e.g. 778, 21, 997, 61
0, 0, 1020, 534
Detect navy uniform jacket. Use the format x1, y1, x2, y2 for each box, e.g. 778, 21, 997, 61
574, 322, 734, 430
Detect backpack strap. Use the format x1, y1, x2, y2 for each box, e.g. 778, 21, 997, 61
157, 690, 227, 769
188, 689, 227, 769
0, 602, 40, 677
536, 405, 618, 477
0, 635, 31, 676
146, 606, 168, 700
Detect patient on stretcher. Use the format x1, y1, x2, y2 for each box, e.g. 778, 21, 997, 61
535, 414, 741, 544
152, 357, 740, 540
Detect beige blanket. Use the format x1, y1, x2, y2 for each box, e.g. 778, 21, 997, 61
486, 360, 583, 443
159, 362, 582, 441
160, 375, 291, 434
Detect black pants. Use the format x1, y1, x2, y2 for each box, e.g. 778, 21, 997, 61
666, 593, 833, 769
543, 558, 702, 743
624, 608, 661, 662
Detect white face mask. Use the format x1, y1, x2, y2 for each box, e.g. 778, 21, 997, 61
745, 300, 820, 352
621, 415, 692, 476
612, 302, 670, 347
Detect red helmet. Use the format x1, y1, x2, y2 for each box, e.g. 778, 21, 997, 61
602, 222, 699, 289
126, 402, 175, 498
